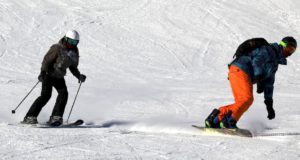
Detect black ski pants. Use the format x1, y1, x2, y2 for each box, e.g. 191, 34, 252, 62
26, 75, 68, 118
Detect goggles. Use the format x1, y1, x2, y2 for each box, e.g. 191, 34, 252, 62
65, 37, 79, 46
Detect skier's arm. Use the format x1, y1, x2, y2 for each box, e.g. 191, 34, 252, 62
41, 45, 59, 73
69, 63, 86, 83
69, 49, 86, 83
69, 65, 80, 79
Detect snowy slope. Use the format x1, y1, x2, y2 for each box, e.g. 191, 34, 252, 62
0, 0, 300, 159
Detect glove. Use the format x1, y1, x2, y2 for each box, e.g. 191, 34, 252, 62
38, 71, 46, 82
254, 74, 264, 84
256, 81, 265, 94
264, 99, 275, 120
78, 74, 86, 83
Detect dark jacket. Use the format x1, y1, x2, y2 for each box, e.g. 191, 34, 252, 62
41, 38, 81, 79
230, 43, 287, 100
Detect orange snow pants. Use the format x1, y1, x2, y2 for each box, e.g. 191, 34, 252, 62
218, 65, 254, 122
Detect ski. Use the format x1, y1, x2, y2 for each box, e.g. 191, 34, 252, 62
10, 119, 84, 128
192, 125, 253, 138
8, 123, 38, 128
37, 119, 84, 128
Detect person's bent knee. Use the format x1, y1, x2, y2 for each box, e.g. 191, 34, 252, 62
238, 96, 254, 106
40, 93, 52, 101
58, 89, 68, 96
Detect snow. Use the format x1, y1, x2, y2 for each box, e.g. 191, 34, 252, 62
1, 0, 300, 159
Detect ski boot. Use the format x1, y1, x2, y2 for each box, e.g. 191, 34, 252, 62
205, 109, 221, 128
220, 111, 238, 129
48, 116, 63, 127
21, 116, 38, 124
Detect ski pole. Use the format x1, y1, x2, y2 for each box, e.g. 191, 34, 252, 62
66, 82, 82, 123
11, 81, 40, 114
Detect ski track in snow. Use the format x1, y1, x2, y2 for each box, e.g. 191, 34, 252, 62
1, 0, 300, 159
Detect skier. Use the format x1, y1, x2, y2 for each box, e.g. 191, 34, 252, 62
205, 36, 297, 128
21, 30, 86, 126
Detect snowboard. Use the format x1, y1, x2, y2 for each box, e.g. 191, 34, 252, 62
192, 125, 253, 137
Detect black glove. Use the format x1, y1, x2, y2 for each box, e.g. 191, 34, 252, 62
256, 81, 265, 94
264, 99, 275, 120
38, 71, 46, 82
78, 74, 86, 83
254, 74, 264, 84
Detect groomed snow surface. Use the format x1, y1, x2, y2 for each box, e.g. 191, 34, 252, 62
1, 0, 300, 159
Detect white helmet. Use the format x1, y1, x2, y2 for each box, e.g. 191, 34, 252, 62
65, 30, 80, 41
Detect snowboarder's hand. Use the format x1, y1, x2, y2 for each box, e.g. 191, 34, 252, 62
254, 74, 264, 83
38, 71, 46, 82
78, 74, 86, 83
267, 107, 275, 120
256, 81, 265, 94
264, 99, 275, 120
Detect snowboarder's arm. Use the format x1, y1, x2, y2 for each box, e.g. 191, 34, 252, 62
263, 74, 276, 120
251, 48, 268, 81
263, 74, 275, 101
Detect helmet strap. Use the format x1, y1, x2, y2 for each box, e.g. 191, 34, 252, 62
279, 41, 287, 47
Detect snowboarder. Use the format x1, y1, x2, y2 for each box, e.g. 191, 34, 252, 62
205, 36, 297, 128
21, 30, 86, 126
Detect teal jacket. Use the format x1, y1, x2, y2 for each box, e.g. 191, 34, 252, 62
230, 43, 287, 100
